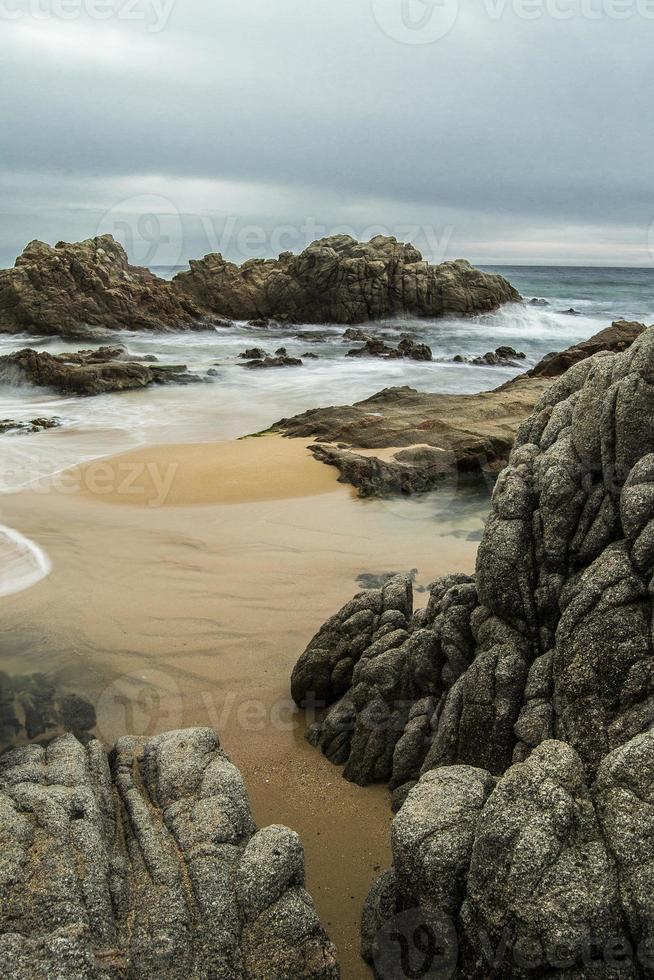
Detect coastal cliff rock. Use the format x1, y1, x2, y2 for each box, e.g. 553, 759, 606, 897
291, 322, 654, 973
173, 235, 521, 324
0, 345, 200, 395
0, 236, 214, 336
275, 321, 647, 496
0, 727, 339, 979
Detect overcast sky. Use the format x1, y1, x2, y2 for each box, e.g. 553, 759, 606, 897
1, 0, 652, 268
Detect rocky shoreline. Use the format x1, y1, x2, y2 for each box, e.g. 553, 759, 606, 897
290, 322, 654, 976
0, 233, 520, 336
274, 320, 647, 496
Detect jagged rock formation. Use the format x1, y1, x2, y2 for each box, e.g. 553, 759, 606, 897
173, 235, 521, 324
291, 323, 654, 974
0, 236, 215, 336
0, 727, 339, 979
0, 234, 519, 335
0, 671, 96, 748
275, 321, 648, 496
0, 345, 201, 395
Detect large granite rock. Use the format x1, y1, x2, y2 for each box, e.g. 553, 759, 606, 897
362, 737, 654, 978
173, 235, 521, 324
0, 236, 214, 336
291, 323, 654, 974
0, 345, 200, 395
275, 321, 648, 496
0, 727, 339, 979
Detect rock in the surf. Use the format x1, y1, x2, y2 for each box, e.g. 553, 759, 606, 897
173, 235, 521, 324
0, 345, 201, 395
0, 235, 217, 335
0, 727, 339, 979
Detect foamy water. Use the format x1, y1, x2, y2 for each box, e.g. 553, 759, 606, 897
0, 524, 51, 597
1, 265, 652, 596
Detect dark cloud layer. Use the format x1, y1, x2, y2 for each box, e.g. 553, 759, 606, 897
1, 0, 652, 265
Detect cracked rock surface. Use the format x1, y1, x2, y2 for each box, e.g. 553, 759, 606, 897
0, 727, 339, 979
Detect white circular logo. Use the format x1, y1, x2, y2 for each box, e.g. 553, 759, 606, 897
371, 0, 460, 45
97, 194, 184, 268
95, 668, 183, 743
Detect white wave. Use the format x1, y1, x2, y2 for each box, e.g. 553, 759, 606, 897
0, 524, 51, 598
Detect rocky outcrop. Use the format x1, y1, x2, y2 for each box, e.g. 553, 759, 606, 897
528, 318, 645, 378
0, 236, 219, 336
0, 727, 339, 979
291, 322, 654, 974
275, 321, 648, 496
292, 325, 654, 789
173, 235, 521, 324
0, 234, 520, 334
0, 345, 201, 395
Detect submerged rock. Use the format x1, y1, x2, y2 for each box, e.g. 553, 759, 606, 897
242, 355, 303, 369
0, 671, 96, 746
0, 235, 216, 334
174, 235, 521, 324
0, 727, 339, 979
0, 417, 61, 435
0, 346, 201, 395
470, 345, 526, 366
347, 337, 433, 361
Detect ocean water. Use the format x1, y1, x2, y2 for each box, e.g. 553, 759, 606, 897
0, 264, 652, 595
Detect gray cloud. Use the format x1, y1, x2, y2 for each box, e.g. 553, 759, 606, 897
1, 0, 653, 266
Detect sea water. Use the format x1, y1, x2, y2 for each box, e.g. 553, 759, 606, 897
0, 265, 652, 594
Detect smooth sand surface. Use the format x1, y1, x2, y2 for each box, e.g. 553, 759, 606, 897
74, 433, 342, 507
0, 438, 486, 977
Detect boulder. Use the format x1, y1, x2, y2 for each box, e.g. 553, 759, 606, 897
363, 738, 653, 978
173, 235, 521, 324
0, 346, 200, 395
0, 728, 339, 979
0, 236, 217, 335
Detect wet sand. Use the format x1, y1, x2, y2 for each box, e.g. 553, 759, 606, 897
0, 435, 483, 978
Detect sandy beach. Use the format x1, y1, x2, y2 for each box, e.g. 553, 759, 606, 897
0, 433, 481, 978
